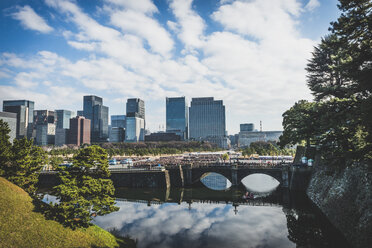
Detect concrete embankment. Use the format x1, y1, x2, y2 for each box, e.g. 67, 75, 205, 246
307, 165, 372, 248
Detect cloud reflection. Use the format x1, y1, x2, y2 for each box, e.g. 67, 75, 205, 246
94, 201, 294, 248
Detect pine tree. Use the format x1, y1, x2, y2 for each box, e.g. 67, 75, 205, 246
0, 120, 12, 176
5, 138, 47, 195
51, 145, 118, 229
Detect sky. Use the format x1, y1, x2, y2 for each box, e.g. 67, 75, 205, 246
0, 0, 340, 134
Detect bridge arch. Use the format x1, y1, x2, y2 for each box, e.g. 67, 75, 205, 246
237, 170, 283, 185
241, 173, 280, 192
200, 172, 232, 190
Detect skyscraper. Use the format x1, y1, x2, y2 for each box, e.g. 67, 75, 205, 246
3, 100, 34, 139
126, 98, 145, 119
83, 95, 102, 121
55, 110, 74, 146
68, 116, 91, 146
110, 115, 126, 142
166, 97, 188, 140
189, 97, 226, 139
34, 110, 56, 146
125, 98, 145, 142
111, 115, 126, 128
93, 104, 109, 142
55, 110, 74, 129
125, 117, 145, 142
83, 95, 108, 142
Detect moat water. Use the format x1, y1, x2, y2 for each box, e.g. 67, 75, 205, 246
91, 173, 351, 248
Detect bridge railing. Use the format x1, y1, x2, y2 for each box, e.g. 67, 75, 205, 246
109, 167, 165, 172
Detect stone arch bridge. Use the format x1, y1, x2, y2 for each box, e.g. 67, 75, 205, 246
168, 164, 290, 188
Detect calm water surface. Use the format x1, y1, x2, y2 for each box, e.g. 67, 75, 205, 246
93, 174, 350, 248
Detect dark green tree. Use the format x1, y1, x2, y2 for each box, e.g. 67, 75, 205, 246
5, 138, 47, 195
282, 0, 371, 167
0, 120, 12, 176
280, 100, 320, 148
49, 155, 64, 170
51, 145, 118, 229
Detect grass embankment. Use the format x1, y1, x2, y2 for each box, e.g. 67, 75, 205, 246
0, 177, 133, 248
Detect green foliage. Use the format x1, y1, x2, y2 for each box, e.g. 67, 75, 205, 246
242, 141, 295, 156
280, 100, 320, 148
281, 0, 372, 168
0, 120, 12, 176
222, 153, 229, 161
50, 145, 118, 229
49, 156, 64, 170
49, 141, 221, 158
1, 138, 47, 195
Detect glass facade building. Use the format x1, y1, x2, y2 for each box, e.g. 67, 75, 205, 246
125, 117, 145, 142
240, 123, 255, 132
166, 97, 188, 140
3, 100, 34, 139
55, 110, 74, 129
126, 98, 145, 119
93, 105, 109, 142
111, 115, 126, 128
189, 97, 226, 140
34, 110, 56, 146
83, 95, 108, 142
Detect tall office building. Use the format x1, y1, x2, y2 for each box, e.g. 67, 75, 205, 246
93, 105, 109, 142
125, 98, 145, 142
166, 97, 188, 140
77, 110, 84, 116
189, 97, 226, 139
83, 95, 108, 142
3, 100, 34, 139
110, 115, 126, 143
126, 98, 145, 119
125, 117, 145, 142
189, 97, 228, 148
111, 115, 126, 128
68, 116, 91, 146
55, 110, 74, 129
54, 110, 74, 146
34, 110, 56, 146
0, 112, 17, 143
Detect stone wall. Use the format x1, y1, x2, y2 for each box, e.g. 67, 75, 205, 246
307, 166, 372, 248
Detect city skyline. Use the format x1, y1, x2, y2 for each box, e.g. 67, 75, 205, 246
0, 0, 340, 134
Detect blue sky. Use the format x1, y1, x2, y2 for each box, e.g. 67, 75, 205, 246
0, 0, 340, 134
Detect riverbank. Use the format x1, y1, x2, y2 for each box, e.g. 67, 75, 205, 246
0, 177, 134, 248
307, 165, 372, 248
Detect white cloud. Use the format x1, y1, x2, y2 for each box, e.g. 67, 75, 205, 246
305, 0, 320, 11
211, 0, 301, 40
169, 0, 206, 50
67, 41, 97, 51
104, 0, 158, 14
11, 5, 53, 33
109, 9, 174, 56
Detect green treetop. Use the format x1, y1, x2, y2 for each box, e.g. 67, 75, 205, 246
51, 145, 118, 229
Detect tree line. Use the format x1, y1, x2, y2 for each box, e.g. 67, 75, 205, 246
241, 141, 295, 157
49, 141, 221, 158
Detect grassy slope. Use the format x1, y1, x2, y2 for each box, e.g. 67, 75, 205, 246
0, 177, 119, 248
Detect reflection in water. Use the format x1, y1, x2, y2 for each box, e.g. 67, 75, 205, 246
93, 187, 350, 248
200, 172, 231, 190
242, 174, 280, 192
